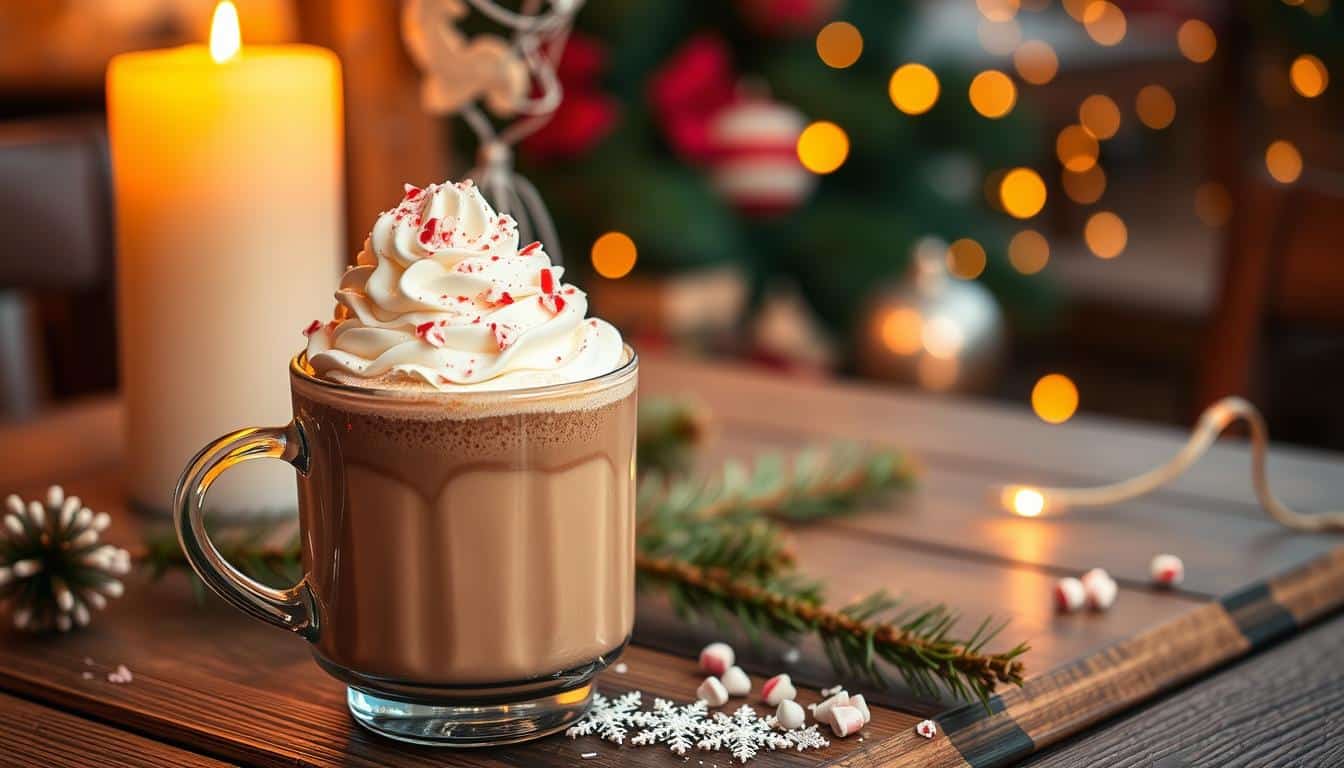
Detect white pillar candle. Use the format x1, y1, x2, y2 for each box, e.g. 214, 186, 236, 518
107, 2, 343, 514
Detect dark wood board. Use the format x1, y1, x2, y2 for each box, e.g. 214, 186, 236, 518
0, 354, 1342, 767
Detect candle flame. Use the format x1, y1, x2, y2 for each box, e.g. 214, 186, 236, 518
1003, 486, 1046, 517
210, 1, 241, 63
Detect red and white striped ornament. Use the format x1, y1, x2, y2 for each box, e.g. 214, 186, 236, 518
705, 98, 816, 218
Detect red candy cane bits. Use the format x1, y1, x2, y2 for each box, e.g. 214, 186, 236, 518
520, 240, 542, 256
1150, 554, 1184, 587
539, 267, 555, 294
303, 320, 322, 336
415, 321, 445, 348
418, 217, 438, 246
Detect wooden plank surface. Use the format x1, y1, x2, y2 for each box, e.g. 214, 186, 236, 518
0, 690, 234, 768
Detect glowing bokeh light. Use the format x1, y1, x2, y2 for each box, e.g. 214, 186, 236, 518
889, 63, 940, 115
1084, 211, 1127, 259
946, 238, 988, 280
816, 21, 863, 69
1056, 124, 1100, 172
1032, 373, 1079, 424
1265, 140, 1303, 184
1013, 40, 1058, 85
796, 121, 850, 174
969, 70, 1017, 119
1062, 165, 1107, 205
1083, 1, 1126, 47
1062, 0, 1097, 21
1078, 94, 1121, 139
1290, 54, 1329, 98
1136, 85, 1176, 129
209, 1, 242, 63
1177, 20, 1217, 63
977, 0, 1020, 21
978, 19, 1023, 56
1000, 168, 1047, 219
1008, 229, 1050, 274
591, 232, 637, 278
879, 307, 923, 355
917, 356, 959, 392
1194, 182, 1232, 228
1012, 488, 1046, 517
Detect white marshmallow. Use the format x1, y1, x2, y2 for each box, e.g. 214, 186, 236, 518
1085, 573, 1118, 610
1054, 577, 1087, 613
721, 665, 751, 697
775, 699, 806, 730
848, 693, 872, 724
696, 676, 729, 707
699, 642, 735, 677
811, 691, 850, 726
1150, 554, 1184, 586
762, 673, 796, 705
916, 719, 938, 739
1081, 568, 1111, 591
829, 705, 865, 738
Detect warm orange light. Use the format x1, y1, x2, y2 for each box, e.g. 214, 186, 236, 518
1289, 54, 1329, 98
1000, 168, 1047, 219
1194, 182, 1231, 228
1265, 140, 1303, 184
922, 316, 964, 360
1032, 373, 1079, 424
1083, 1, 1126, 46
1062, 0, 1097, 22
1008, 230, 1049, 275
1078, 94, 1121, 139
1062, 165, 1107, 204
1177, 20, 1217, 63
210, 1, 242, 63
917, 355, 959, 392
1135, 85, 1176, 130
1010, 487, 1046, 517
979, 19, 1023, 56
796, 121, 849, 174
1056, 125, 1100, 172
946, 238, 987, 280
977, 0, 1020, 21
879, 307, 923, 356
889, 64, 940, 115
1013, 41, 1058, 85
816, 21, 863, 69
591, 232, 637, 278
969, 70, 1017, 119
1084, 211, 1127, 259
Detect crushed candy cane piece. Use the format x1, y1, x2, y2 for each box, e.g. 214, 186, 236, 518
721, 666, 751, 697
761, 673, 795, 706
916, 719, 938, 739
1150, 554, 1184, 586
697, 676, 730, 707
699, 643, 735, 677
1055, 577, 1087, 613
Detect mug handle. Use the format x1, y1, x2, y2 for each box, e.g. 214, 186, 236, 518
173, 421, 318, 641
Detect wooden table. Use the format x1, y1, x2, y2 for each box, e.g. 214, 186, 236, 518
1, 354, 1342, 767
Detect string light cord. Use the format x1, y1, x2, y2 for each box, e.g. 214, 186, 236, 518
996, 397, 1344, 533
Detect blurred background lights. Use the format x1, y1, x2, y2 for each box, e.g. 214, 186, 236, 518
1062, 165, 1107, 204
978, 19, 1023, 56
946, 238, 988, 280
922, 316, 965, 360
969, 70, 1017, 118
1265, 140, 1303, 184
889, 63, 940, 115
879, 307, 923, 355
1084, 211, 1128, 259
976, 0, 1020, 22
1289, 54, 1329, 98
1136, 84, 1176, 129
1013, 41, 1058, 85
1010, 487, 1045, 517
796, 121, 850, 174
1062, 0, 1095, 22
1008, 230, 1050, 275
1056, 124, 1100, 172
591, 232, 637, 279
1032, 373, 1079, 424
1083, 2, 1127, 47
1194, 182, 1232, 228
916, 356, 960, 392
1177, 20, 1217, 63
1078, 94, 1121, 139
816, 21, 863, 69
1000, 168, 1047, 219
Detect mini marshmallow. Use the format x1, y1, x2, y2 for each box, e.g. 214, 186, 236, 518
915, 719, 938, 739
829, 705, 865, 738
775, 699, 806, 731
1150, 554, 1184, 586
1085, 572, 1118, 611
699, 642, 735, 677
811, 691, 850, 726
721, 665, 751, 696
848, 693, 872, 724
697, 676, 729, 707
762, 673, 796, 705
1054, 577, 1087, 613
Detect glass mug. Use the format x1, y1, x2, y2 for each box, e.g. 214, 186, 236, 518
174, 349, 638, 746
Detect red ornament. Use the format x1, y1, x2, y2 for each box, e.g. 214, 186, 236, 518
648, 34, 739, 164
704, 97, 815, 218
520, 34, 619, 162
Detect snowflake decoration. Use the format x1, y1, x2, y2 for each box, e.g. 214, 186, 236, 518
698, 705, 792, 763
566, 690, 642, 744
778, 724, 830, 751
630, 697, 708, 755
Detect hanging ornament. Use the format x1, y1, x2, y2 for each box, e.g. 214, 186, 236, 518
401, 0, 530, 117
736, 0, 843, 38
705, 95, 816, 218
855, 237, 1004, 394
1, 486, 130, 632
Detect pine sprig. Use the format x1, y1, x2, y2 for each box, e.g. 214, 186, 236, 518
637, 397, 711, 475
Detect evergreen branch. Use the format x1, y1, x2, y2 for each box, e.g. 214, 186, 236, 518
637, 397, 711, 475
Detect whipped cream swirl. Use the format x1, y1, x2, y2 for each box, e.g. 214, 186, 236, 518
305, 180, 624, 391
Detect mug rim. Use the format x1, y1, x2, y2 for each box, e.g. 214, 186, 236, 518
289, 343, 638, 405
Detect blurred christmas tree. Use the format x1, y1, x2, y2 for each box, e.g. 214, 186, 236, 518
504, 0, 1058, 365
